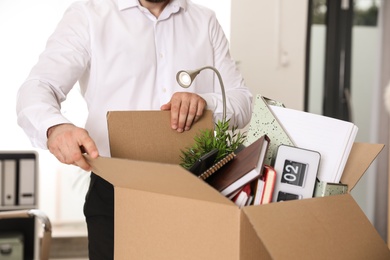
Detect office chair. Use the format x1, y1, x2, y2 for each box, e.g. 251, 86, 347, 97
0, 209, 51, 260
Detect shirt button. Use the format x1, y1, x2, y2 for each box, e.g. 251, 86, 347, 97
159, 53, 164, 59
162, 88, 167, 93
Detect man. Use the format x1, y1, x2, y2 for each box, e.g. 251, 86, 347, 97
16, 0, 252, 259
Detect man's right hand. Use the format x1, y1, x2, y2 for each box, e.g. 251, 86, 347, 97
47, 124, 99, 171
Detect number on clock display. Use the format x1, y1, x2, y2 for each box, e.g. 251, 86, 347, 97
281, 160, 307, 187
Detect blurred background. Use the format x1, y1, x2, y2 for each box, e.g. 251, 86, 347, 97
0, 0, 389, 258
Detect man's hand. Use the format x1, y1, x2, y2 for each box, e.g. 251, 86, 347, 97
47, 124, 99, 171
160, 92, 206, 132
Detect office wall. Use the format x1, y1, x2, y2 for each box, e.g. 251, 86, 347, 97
230, 0, 308, 110
0, 0, 87, 223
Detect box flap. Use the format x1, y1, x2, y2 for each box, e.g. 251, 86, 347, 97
114, 187, 241, 260
240, 212, 272, 260
341, 142, 384, 191
242, 194, 390, 259
107, 110, 214, 164
85, 155, 233, 206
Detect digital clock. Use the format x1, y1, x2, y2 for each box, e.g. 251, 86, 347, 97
281, 160, 307, 187
272, 145, 321, 202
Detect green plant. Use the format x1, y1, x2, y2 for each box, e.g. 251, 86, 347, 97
180, 119, 247, 170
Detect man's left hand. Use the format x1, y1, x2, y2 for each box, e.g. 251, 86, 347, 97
160, 92, 206, 132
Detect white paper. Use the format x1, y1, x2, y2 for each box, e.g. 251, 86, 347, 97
269, 106, 358, 183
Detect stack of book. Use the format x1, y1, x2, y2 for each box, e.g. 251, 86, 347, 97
229, 165, 277, 208
203, 135, 277, 208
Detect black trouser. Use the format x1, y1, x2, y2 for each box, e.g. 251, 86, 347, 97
84, 173, 114, 260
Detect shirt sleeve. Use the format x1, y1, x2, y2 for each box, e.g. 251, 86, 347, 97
16, 3, 91, 149
200, 12, 253, 129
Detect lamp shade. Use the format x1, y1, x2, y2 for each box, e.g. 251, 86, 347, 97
176, 66, 226, 120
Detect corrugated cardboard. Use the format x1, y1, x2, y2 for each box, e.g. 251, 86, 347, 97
107, 110, 214, 164
85, 111, 390, 259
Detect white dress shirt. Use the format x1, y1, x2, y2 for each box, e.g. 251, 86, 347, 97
16, 0, 253, 157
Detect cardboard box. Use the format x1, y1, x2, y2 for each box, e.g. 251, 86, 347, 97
86, 111, 390, 259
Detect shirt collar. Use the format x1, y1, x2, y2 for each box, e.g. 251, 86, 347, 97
117, 0, 187, 12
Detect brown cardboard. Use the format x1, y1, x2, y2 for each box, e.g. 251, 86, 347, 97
243, 194, 389, 259
107, 110, 214, 164
85, 111, 390, 259
341, 142, 384, 192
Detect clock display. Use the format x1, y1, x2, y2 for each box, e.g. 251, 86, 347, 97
277, 191, 301, 202
281, 160, 307, 187
272, 145, 321, 202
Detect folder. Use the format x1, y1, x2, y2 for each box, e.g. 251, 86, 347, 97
18, 158, 36, 205
245, 95, 295, 165
3, 160, 16, 206
0, 160, 2, 205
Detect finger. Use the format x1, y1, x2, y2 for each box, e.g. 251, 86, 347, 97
184, 103, 198, 131
185, 96, 206, 130
161, 101, 180, 130
177, 100, 190, 132
193, 102, 205, 123
62, 142, 92, 171
79, 136, 99, 158
160, 102, 171, 111
74, 155, 92, 171
74, 133, 98, 170
169, 97, 181, 131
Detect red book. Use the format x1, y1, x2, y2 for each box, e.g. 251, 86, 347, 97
261, 165, 277, 204
206, 135, 270, 196
232, 183, 252, 209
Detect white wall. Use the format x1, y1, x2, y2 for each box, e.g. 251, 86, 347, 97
230, 0, 308, 110
0, 0, 88, 224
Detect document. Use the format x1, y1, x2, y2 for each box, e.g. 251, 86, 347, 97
269, 106, 358, 183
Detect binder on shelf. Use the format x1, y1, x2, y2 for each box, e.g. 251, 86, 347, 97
3, 160, 17, 206
0, 151, 38, 209
0, 161, 2, 205
19, 158, 36, 205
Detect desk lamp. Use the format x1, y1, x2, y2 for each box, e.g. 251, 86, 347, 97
176, 66, 227, 121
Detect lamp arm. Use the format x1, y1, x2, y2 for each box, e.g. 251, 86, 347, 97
177, 66, 227, 121
199, 66, 227, 121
